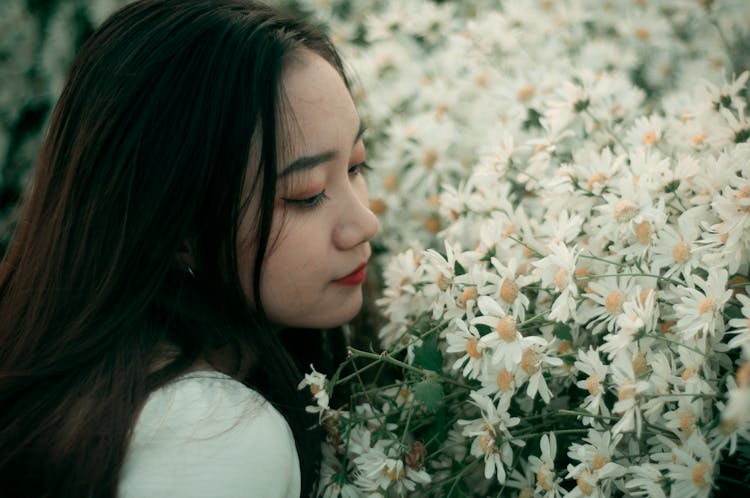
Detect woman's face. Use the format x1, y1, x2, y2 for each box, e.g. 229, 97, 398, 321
237, 49, 379, 329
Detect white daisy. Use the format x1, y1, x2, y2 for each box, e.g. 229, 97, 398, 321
673, 268, 732, 342
445, 318, 489, 380
574, 347, 611, 425
458, 392, 522, 484
533, 241, 580, 322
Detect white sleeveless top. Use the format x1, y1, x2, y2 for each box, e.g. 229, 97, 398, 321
118, 371, 301, 497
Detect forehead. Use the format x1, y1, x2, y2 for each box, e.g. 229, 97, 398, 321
278, 50, 358, 158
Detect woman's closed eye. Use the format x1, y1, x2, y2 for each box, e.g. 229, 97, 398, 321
283, 190, 329, 209
348, 161, 371, 176
283, 162, 370, 209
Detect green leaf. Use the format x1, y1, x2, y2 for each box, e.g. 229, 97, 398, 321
413, 334, 444, 373
664, 179, 680, 193
474, 323, 492, 336
413, 377, 444, 413
454, 259, 466, 276
553, 323, 573, 342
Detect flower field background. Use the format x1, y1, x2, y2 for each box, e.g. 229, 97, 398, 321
3, 0, 750, 496
294, 1, 750, 497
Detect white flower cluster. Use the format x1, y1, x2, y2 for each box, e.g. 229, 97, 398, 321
298, 0, 750, 496
298, 0, 750, 254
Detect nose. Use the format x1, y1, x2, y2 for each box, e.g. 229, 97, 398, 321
332, 184, 380, 250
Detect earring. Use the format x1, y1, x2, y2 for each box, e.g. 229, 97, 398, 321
185, 264, 196, 279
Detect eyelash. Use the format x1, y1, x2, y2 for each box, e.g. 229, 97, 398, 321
349, 161, 372, 176
284, 161, 372, 209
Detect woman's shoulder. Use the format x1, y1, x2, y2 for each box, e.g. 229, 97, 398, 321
118, 370, 300, 498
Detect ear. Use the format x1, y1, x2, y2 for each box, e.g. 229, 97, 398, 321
175, 238, 197, 270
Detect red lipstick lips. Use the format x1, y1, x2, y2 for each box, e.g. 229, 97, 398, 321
334, 263, 367, 286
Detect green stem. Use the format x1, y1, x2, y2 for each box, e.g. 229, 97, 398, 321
401, 404, 415, 444
519, 310, 553, 330
507, 235, 543, 258
446, 459, 481, 497
576, 272, 683, 287
334, 357, 383, 385
349, 356, 389, 434
644, 333, 707, 356
583, 108, 628, 152
514, 428, 589, 441
578, 252, 628, 268
348, 347, 475, 390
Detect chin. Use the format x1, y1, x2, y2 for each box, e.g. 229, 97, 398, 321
280, 294, 363, 329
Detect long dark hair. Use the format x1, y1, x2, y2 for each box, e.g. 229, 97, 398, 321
0, 1, 349, 495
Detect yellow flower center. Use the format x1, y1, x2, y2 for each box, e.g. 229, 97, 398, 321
310, 384, 320, 395
614, 199, 638, 222
680, 410, 696, 435
496, 316, 517, 342
698, 296, 715, 316
500, 278, 520, 303
521, 349, 541, 375
642, 129, 658, 145
555, 268, 570, 291
459, 286, 478, 308
466, 337, 481, 359
436, 272, 451, 291
691, 462, 710, 488
692, 132, 707, 145
383, 464, 406, 481
592, 454, 609, 470
632, 352, 648, 377
635, 221, 652, 245
383, 174, 399, 192
434, 104, 448, 120
370, 199, 387, 215
517, 84, 535, 102
587, 172, 607, 190
672, 241, 691, 263
575, 266, 591, 280
536, 464, 555, 491
682, 366, 697, 382
605, 291, 624, 315
422, 149, 438, 169
496, 369, 513, 392
736, 187, 750, 212
558, 340, 573, 355
425, 215, 441, 234
479, 433, 497, 454
720, 417, 738, 435
730, 275, 749, 297
577, 470, 596, 496
660, 320, 675, 335
587, 373, 601, 395
737, 362, 750, 388
618, 380, 636, 401
635, 28, 651, 40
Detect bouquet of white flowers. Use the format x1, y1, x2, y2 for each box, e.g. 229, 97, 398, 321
295, 1, 750, 496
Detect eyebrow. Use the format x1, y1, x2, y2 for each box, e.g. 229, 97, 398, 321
279, 120, 366, 179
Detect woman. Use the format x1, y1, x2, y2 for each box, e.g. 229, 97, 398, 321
0, 0, 379, 496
